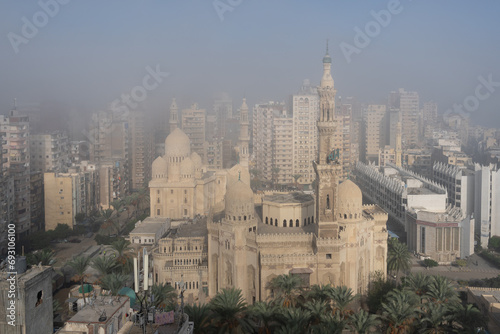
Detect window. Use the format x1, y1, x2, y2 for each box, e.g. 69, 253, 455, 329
157, 209, 160, 215
184, 209, 188, 215
326, 254, 332, 259
35, 290, 43, 307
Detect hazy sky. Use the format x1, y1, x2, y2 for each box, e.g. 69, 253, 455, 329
1, 0, 500, 127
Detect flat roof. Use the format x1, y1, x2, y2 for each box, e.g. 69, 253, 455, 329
172, 219, 208, 238
67, 296, 129, 323
130, 217, 169, 234
264, 192, 314, 204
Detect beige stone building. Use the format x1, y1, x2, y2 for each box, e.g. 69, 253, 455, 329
149, 128, 227, 220
151, 49, 388, 304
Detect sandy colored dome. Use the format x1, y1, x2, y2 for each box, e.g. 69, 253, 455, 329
191, 152, 202, 170
180, 156, 194, 178
227, 164, 250, 185
225, 179, 254, 220
152, 156, 167, 179
165, 128, 190, 158
337, 179, 362, 221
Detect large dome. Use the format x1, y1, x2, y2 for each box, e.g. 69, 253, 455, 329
337, 179, 363, 221
225, 179, 254, 221
165, 128, 191, 158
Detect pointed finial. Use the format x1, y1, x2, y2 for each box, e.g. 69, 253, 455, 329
326, 39, 329, 54
13, 98, 17, 110
238, 170, 241, 181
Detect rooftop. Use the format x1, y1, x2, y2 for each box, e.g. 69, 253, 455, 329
264, 192, 314, 204
66, 296, 129, 324
130, 217, 170, 234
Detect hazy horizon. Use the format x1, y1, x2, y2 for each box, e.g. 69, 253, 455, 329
1, 0, 500, 128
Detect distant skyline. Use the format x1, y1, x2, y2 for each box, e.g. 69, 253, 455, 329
1, 0, 500, 127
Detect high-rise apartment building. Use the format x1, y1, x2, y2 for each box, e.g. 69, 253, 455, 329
182, 104, 206, 162
128, 111, 153, 191
30, 131, 70, 172
252, 102, 291, 184
361, 105, 387, 163
292, 80, 319, 185
0, 108, 31, 239
474, 163, 500, 247
389, 88, 420, 148
44, 166, 98, 231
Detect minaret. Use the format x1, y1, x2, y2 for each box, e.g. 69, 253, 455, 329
238, 98, 250, 168
169, 98, 178, 133
317, 41, 337, 165
314, 42, 341, 238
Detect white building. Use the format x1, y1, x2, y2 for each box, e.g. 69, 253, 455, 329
292, 80, 319, 185
474, 163, 500, 247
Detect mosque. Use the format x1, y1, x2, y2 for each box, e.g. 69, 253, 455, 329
151, 49, 388, 304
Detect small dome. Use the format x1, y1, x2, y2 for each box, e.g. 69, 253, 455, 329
225, 179, 254, 219
152, 156, 167, 179
180, 156, 194, 178
337, 180, 362, 221
165, 128, 190, 158
191, 152, 202, 170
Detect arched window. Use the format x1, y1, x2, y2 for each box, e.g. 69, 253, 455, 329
233, 216, 236, 221
275, 219, 278, 227
344, 214, 347, 219
304, 218, 307, 225
326, 194, 330, 209
244, 216, 247, 220
266, 217, 268, 224
290, 219, 293, 226
308, 217, 311, 224
312, 216, 314, 223
296, 219, 299, 227
283, 219, 286, 227
270, 218, 273, 225
349, 214, 352, 219
239, 216, 241, 221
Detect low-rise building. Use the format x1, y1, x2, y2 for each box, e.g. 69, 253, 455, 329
58, 296, 130, 334
129, 217, 171, 245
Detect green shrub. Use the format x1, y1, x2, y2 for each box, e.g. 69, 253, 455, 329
423, 259, 438, 267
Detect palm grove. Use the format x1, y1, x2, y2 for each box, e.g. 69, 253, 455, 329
183, 238, 486, 333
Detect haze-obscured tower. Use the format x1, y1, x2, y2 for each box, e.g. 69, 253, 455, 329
238, 98, 250, 168
315, 44, 341, 236
169, 98, 178, 134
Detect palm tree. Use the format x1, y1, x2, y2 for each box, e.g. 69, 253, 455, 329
448, 303, 486, 333
328, 286, 357, 318
387, 238, 412, 284
100, 272, 129, 296
27, 249, 55, 266
209, 287, 250, 334
110, 200, 124, 217
248, 301, 282, 334
91, 255, 119, 277
184, 303, 214, 334
381, 289, 419, 334
418, 302, 451, 334
306, 284, 334, 304
110, 238, 133, 273
275, 307, 311, 334
100, 208, 119, 235
401, 273, 432, 299
424, 276, 459, 304
267, 274, 304, 308
67, 256, 91, 305
311, 313, 347, 334
348, 309, 381, 334
150, 283, 177, 309
304, 299, 329, 327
